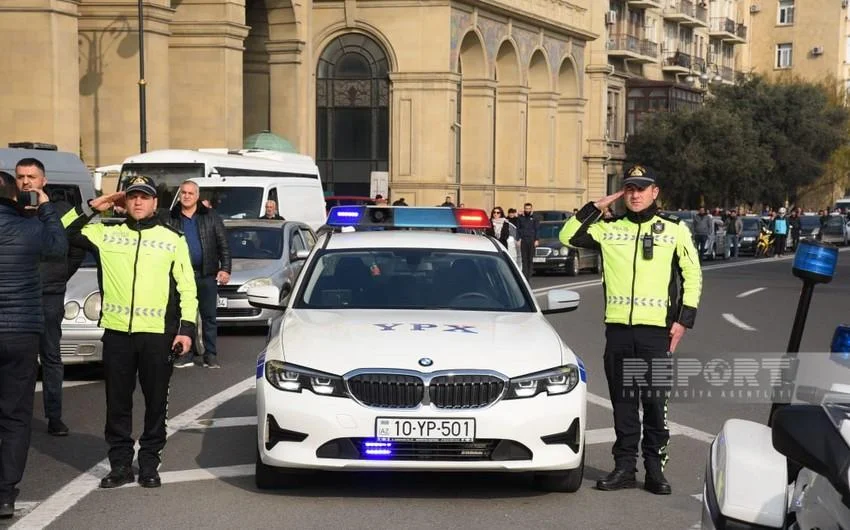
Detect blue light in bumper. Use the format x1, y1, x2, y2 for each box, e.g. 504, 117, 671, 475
363, 441, 393, 457
792, 240, 838, 284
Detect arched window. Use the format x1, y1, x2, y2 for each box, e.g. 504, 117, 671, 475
317, 33, 389, 196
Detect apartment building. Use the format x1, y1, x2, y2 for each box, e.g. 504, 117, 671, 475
748, 0, 850, 92
598, 0, 751, 191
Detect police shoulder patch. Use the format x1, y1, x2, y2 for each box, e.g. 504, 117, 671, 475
655, 212, 681, 224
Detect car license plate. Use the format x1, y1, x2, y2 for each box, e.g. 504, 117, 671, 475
376, 417, 475, 442
533, 257, 546, 263
216, 296, 228, 308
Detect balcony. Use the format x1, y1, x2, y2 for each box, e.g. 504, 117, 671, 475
662, 51, 692, 73
628, 0, 662, 8
662, 1, 709, 28
709, 17, 747, 43
608, 33, 660, 63
720, 65, 736, 83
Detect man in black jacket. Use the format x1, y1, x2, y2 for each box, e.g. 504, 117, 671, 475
515, 202, 540, 279
15, 157, 84, 436
164, 180, 231, 368
0, 171, 67, 518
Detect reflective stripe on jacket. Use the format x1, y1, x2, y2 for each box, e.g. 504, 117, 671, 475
62, 206, 198, 336
560, 202, 702, 328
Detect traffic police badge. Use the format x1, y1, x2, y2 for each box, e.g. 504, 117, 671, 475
652, 221, 665, 234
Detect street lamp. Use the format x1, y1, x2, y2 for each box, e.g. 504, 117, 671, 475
138, 0, 147, 153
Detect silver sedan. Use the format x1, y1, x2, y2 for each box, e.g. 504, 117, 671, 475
216, 220, 317, 326
61, 254, 103, 364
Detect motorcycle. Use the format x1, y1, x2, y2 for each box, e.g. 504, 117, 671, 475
755, 226, 775, 258
701, 326, 850, 530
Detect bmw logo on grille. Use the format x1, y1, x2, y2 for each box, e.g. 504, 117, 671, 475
418, 357, 433, 367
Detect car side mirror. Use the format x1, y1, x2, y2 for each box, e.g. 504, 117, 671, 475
291, 249, 310, 262
537, 289, 580, 315
771, 404, 850, 501
247, 285, 285, 310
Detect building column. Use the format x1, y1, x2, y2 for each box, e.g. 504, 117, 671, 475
557, 97, 587, 206
526, 92, 558, 191
267, 39, 308, 153
388, 72, 463, 207
78, 0, 174, 166
583, 64, 614, 202
169, 0, 249, 151
0, 0, 80, 156
494, 86, 528, 188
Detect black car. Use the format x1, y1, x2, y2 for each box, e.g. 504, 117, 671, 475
532, 221, 600, 276
737, 216, 763, 256
535, 210, 572, 222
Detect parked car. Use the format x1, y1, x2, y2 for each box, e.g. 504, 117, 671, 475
217, 220, 317, 326
60, 252, 103, 364
533, 221, 600, 276
737, 216, 763, 256
812, 214, 849, 246
535, 210, 572, 222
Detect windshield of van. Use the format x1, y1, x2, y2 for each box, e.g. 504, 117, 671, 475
198, 187, 263, 219
119, 163, 204, 208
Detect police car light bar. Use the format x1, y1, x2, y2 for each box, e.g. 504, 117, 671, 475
326, 206, 491, 229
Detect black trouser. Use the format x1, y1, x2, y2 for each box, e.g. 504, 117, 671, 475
40, 294, 64, 421
102, 330, 173, 472
774, 234, 787, 256
0, 333, 39, 503
194, 274, 218, 361
520, 239, 535, 279
603, 324, 671, 474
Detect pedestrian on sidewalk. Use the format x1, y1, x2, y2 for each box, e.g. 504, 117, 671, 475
0, 172, 67, 517
725, 209, 743, 258
516, 203, 540, 279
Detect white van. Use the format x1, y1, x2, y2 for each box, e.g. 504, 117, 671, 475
0, 142, 96, 209
118, 148, 326, 229
834, 197, 850, 212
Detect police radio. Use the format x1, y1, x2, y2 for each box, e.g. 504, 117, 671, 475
642, 234, 654, 260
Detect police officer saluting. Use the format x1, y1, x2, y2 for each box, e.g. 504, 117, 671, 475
62, 176, 197, 489
560, 165, 702, 495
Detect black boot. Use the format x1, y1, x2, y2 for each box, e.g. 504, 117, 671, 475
644, 461, 672, 495
99, 466, 134, 489
138, 469, 161, 488
596, 468, 637, 491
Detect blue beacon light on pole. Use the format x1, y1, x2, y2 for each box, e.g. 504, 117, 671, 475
769, 239, 839, 423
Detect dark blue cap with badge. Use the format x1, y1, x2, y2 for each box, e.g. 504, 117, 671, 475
623, 164, 656, 189
124, 175, 157, 197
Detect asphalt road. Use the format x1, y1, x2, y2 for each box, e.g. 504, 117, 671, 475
7, 251, 850, 529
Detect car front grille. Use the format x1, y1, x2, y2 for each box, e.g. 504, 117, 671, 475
535, 247, 552, 257
429, 375, 505, 409
315, 438, 532, 461
347, 373, 424, 408
217, 308, 261, 318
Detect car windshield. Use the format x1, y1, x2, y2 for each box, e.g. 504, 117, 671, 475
799, 216, 821, 230
825, 216, 845, 233
296, 249, 533, 311
226, 227, 282, 259
741, 217, 761, 231
538, 223, 563, 240
537, 211, 569, 221
199, 187, 264, 219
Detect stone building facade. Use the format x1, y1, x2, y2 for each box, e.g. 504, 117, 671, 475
1, 0, 612, 211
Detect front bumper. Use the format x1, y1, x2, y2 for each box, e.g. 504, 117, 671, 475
216, 292, 280, 326
257, 379, 587, 472
59, 326, 103, 364
532, 256, 574, 272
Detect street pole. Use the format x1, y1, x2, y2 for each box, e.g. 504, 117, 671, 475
138, 0, 147, 153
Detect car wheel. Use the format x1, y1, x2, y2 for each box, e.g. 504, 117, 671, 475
255, 448, 302, 489
566, 256, 579, 277
533, 447, 584, 492
195, 312, 204, 356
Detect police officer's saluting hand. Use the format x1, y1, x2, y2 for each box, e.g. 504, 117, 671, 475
560, 165, 702, 496
62, 177, 197, 490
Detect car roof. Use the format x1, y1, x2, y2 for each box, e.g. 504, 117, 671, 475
323, 230, 499, 252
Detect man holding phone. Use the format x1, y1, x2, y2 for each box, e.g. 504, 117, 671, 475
559, 164, 702, 495
16, 158, 84, 437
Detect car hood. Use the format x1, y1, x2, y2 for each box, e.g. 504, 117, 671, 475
65, 268, 99, 302
538, 237, 563, 248
271, 309, 570, 377
228, 259, 281, 285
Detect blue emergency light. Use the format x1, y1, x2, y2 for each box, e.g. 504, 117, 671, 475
831, 325, 850, 366
792, 239, 838, 284
326, 206, 491, 230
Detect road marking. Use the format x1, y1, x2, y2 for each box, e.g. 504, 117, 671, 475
722, 313, 757, 331
531, 247, 850, 294
35, 381, 98, 393
182, 416, 257, 430
12, 377, 256, 530
736, 287, 766, 298
115, 464, 255, 488
585, 428, 615, 445
587, 393, 716, 444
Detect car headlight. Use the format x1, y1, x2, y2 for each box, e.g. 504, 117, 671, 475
83, 292, 101, 320
558, 247, 570, 256
741, 237, 754, 242
265, 361, 347, 397
64, 301, 80, 320
237, 277, 273, 293
503, 365, 580, 399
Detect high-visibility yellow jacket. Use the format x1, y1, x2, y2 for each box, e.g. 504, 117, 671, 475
560, 203, 702, 328
62, 206, 197, 336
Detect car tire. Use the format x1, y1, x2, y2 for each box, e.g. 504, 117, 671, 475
195, 312, 204, 356
566, 256, 579, 277
533, 447, 584, 493
255, 448, 302, 489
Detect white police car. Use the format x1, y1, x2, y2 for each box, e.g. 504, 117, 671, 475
247, 206, 588, 491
